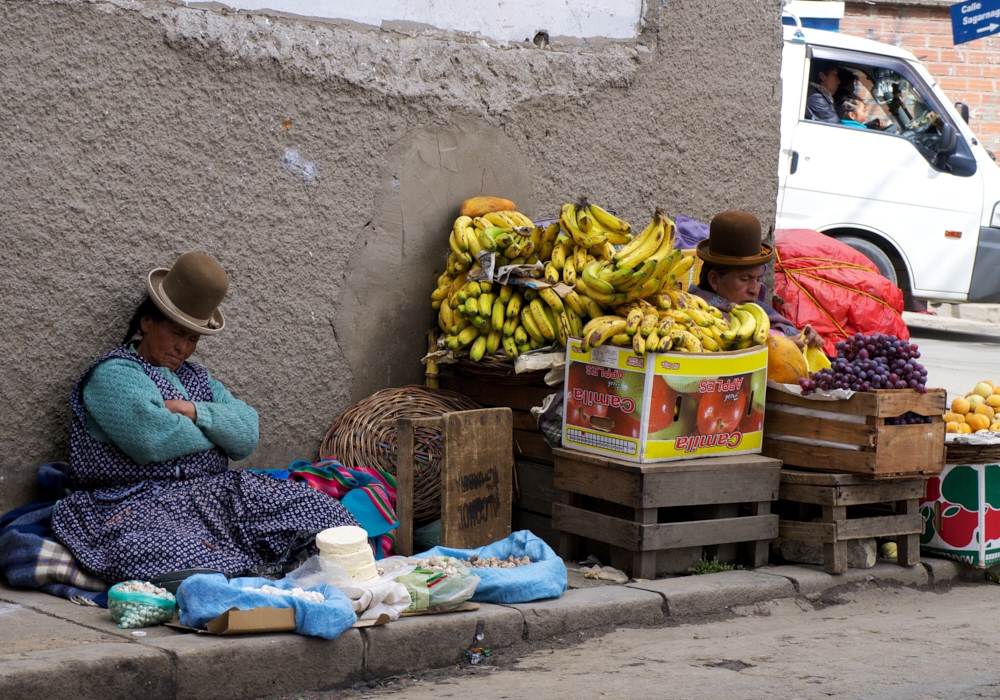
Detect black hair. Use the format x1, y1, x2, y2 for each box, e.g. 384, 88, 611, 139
809, 58, 838, 85
836, 95, 865, 121
698, 262, 735, 291
122, 296, 166, 346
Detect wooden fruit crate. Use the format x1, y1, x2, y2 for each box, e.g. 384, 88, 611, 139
777, 469, 925, 573
439, 368, 557, 465
762, 388, 946, 480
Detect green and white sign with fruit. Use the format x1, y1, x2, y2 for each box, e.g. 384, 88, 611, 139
562, 341, 767, 463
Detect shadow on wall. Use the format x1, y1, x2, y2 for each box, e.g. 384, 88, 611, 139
335, 117, 532, 403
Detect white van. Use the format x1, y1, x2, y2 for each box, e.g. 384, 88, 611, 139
776, 25, 1000, 307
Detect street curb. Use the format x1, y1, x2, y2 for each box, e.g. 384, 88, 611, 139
0, 556, 981, 699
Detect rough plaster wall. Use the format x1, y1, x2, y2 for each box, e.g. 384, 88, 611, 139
0, 0, 783, 510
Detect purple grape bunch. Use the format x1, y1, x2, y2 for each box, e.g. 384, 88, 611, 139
798, 333, 929, 396
884, 411, 934, 426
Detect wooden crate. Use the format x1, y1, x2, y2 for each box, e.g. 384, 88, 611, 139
395, 408, 513, 555
762, 388, 946, 479
511, 459, 561, 550
777, 469, 925, 574
440, 369, 558, 465
552, 447, 781, 579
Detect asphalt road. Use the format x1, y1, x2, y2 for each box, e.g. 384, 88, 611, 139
909, 326, 1000, 403
287, 583, 1000, 700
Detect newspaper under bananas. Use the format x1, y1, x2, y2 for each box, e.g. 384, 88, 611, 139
432, 199, 770, 360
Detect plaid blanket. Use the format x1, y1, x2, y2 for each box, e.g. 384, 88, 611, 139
0, 463, 109, 606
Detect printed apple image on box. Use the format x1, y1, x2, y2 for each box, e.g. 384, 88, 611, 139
562, 340, 767, 462
920, 462, 1000, 567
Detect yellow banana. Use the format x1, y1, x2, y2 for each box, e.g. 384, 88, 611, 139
632, 332, 646, 356
560, 204, 594, 249
686, 308, 712, 328
456, 325, 480, 348
732, 309, 756, 341
676, 330, 703, 353
520, 308, 545, 343
438, 305, 452, 333
610, 333, 632, 347
529, 299, 556, 341
668, 254, 695, 280
587, 203, 631, 234
430, 285, 450, 302
612, 212, 656, 265
464, 225, 483, 258
505, 292, 523, 320
573, 245, 588, 274
503, 316, 519, 337
583, 296, 606, 320
737, 337, 754, 350
502, 335, 519, 358
539, 287, 565, 314
650, 293, 672, 310
478, 292, 494, 318
508, 211, 534, 228
514, 326, 529, 345
545, 262, 560, 286
486, 329, 501, 355
701, 336, 720, 352
582, 262, 615, 295
477, 227, 498, 252
555, 312, 572, 346
656, 317, 675, 336
562, 289, 587, 317
639, 313, 659, 337
499, 284, 512, 304
645, 328, 660, 353
625, 308, 644, 336
551, 242, 568, 270
582, 317, 629, 351
484, 211, 517, 228
563, 258, 577, 287
491, 297, 506, 332
566, 307, 585, 336
617, 220, 665, 271
737, 302, 771, 345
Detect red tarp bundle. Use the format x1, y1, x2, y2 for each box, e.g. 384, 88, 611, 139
772, 229, 909, 357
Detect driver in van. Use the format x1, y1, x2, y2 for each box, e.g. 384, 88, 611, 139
805, 59, 840, 123
690, 212, 824, 350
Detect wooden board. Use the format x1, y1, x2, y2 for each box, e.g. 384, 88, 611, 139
763, 438, 944, 479
643, 514, 778, 550
765, 387, 946, 418
440, 409, 514, 550
779, 480, 926, 506
513, 429, 554, 464
552, 503, 643, 551
554, 459, 643, 508
440, 375, 556, 413
552, 447, 782, 475
764, 410, 875, 448
511, 410, 539, 432
515, 460, 560, 502
778, 513, 922, 542
512, 509, 559, 549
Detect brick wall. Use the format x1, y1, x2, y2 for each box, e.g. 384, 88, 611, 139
842, 2, 1000, 153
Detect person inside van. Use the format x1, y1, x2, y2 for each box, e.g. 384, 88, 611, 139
836, 95, 869, 129
691, 212, 824, 350
805, 59, 840, 123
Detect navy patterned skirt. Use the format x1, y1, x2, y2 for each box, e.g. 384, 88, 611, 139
51, 471, 359, 583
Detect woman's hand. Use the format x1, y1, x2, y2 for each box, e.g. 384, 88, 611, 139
164, 399, 197, 422
802, 325, 824, 350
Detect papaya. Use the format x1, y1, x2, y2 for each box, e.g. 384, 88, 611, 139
460, 196, 517, 218
766, 333, 810, 384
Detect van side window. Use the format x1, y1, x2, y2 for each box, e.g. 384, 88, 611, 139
802, 58, 947, 151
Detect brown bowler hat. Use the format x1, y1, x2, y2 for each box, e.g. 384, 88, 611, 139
696, 212, 774, 266
146, 253, 229, 335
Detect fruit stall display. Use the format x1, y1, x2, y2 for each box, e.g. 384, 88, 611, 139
430, 198, 773, 361
920, 462, 1000, 567
943, 381, 1000, 435
763, 335, 946, 479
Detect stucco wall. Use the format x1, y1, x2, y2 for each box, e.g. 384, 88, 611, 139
0, 0, 784, 511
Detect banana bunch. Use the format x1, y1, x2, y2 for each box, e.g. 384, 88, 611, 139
446, 210, 539, 275
433, 198, 760, 361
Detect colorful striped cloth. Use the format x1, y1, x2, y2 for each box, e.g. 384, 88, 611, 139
259, 459, 398, 559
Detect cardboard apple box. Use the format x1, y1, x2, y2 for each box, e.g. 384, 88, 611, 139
562, 339, 767, 463
919, 462, 1000, 567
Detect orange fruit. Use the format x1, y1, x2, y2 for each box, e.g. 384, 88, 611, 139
991, 423, 1000, 432
977, 405, 996, 421
952, 397, 971, 415
944, 412, 966, 424
969, 414, 990, 432
967, 412, 977, 423
988, 395, 1000, 408
946, 421, 960, 434
960, 423, 973, 434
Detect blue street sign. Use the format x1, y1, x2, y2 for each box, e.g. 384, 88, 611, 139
951, 0, 1000, 45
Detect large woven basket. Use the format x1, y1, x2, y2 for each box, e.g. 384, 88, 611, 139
320, 385, 480, 526
946, 442, 1000, 465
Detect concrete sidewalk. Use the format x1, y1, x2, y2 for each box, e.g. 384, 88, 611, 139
0, 556, 980, 700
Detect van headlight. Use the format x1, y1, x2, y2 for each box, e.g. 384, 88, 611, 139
993, 202, 1000, 228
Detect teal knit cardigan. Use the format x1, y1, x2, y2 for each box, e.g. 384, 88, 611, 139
81, 350, 259, 465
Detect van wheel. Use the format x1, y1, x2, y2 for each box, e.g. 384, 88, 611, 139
837, 237, 898, 286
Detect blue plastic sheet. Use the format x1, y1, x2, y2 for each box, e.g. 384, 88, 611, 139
176, 573, 356, 640
417, 530, 566, 604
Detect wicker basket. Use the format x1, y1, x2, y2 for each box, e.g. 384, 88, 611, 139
320, 385, 480, 526
946, 442, 1000, 465
452, 356, 550, 387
